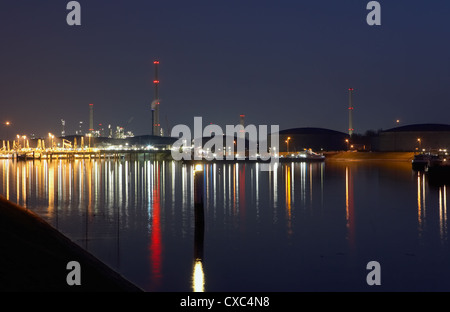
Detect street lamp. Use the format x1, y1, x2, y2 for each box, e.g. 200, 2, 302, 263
49, 133, 54, 150
4, 121, 11, 140
22, 135, 27, 150
88, 133, 92, 150
417, 138, 422, 151
285, 137, 291, 153
345, 139, 350, 150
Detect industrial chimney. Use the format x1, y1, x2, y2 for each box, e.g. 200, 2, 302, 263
89, 103, 94, 133
61, 119, 66, 137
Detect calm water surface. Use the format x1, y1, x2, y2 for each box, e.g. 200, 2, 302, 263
0, 158, 449, 291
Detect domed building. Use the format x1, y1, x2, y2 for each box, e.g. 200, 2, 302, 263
374, 124, 450, 152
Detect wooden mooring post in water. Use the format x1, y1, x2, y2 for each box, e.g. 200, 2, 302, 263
194, 164, 205, 260
193, 163, 205, 292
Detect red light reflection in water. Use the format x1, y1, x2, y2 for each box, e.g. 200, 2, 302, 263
149, 163, 162, 291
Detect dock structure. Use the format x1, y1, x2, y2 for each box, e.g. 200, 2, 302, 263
0, 146, 172, 161
1, 134, 177, 161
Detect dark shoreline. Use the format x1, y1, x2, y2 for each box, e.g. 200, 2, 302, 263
0, 196, 143, 292
179, 151, 416, 164
323, 151, 415, 161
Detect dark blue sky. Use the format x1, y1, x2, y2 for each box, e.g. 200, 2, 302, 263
1, 1, 449, 137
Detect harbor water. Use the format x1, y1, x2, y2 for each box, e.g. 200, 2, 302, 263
0, 158, 449, 291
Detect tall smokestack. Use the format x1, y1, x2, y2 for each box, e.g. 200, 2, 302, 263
153, 60, 160, 136
348, 88, 354, 136
89, 103, 94, 133
61, 119, 65, 137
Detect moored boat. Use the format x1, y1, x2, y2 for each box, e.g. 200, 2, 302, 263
280, 149, 325, 162
412, 153, 440, 171
426, 153, 450, 185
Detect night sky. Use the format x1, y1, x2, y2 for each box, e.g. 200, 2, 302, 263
1, 1, 449, 138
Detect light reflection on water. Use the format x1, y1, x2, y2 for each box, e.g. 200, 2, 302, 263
0, 158, 450, 291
